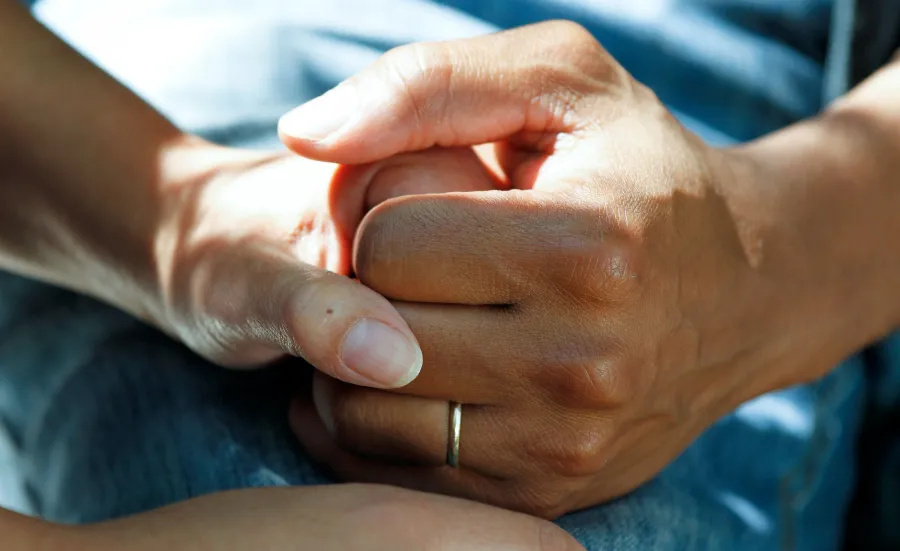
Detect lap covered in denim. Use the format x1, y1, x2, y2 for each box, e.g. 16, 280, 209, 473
2, 1, 897, 549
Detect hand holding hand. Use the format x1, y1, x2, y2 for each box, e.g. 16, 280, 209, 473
154, 144, 496, 387
281, 21, 866, 517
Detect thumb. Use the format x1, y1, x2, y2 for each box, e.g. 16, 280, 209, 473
278, 21, 613, 164
195, 244, 422, 389
284, 267, 423, 389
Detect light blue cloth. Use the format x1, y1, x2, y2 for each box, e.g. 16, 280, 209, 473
1, 1, 898, 549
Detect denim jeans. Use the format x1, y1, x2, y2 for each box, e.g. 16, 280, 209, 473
1, 1, 898, 549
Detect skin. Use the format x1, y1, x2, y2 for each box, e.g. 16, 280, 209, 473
0, 0, 443, 390
0, 1, 585, 549
2, 0, 899, 545
2, 484, 582, 551
279, 22, 900, 518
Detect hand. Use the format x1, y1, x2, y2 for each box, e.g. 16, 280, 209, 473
280, 21, 876, 517
67, 485, 583, 550
0, 0, 501, 390
155, 143, 497, 388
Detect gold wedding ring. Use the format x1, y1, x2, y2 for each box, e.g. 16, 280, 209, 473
447, 402, 462, 468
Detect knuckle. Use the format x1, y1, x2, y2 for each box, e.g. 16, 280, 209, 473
546, 207, 644, 305
600, 355, 643, 406
601, 242, 642, 301
548, 431, 609, 477
545, 20, 602, 54
537, 20, 620, 88
555, 359, 611, 409
592, 213, 655, 303
540, 349, 638, 410
488, 22, 620, 125
379, 43, 453, 142
555, 242, 640, 305
524, 422, 611, 478
383, 41, 445, 78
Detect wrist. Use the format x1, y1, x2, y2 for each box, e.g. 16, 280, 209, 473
1, 130, 251, 332
0, 6, 273, 332
720, 113, 900, 386
149, 142, 285, 330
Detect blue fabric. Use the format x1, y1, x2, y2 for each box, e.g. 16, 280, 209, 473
1, 1, 898, 549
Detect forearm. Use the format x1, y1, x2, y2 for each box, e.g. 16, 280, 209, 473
0, 508, 79, 551
727, 57, 900, 383
0, 1, 228, 324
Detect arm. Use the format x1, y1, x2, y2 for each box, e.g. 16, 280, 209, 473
0, 509, 73, 550
0, 485, 581, 550
0, 0, 425, 383
728, 55, 900, 388
277, 22, 900, 516
0, 0, 230, 326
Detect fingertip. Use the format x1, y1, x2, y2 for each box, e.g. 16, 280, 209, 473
339, 318, 423, 389
278, 83, 357, 143
277, 125, 393, 166
277, 125, 310, 155
287, 271, 422, 390
277, 123, 336, 161
277, 83, 394, 165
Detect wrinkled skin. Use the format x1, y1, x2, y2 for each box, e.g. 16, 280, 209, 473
154, 145, 495, 381
283, 21, 869, 518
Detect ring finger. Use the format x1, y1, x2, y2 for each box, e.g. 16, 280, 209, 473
298, 372, 533, 478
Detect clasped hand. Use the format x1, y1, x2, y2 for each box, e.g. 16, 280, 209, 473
275, 21, 834, 518
158, 21, 841, 520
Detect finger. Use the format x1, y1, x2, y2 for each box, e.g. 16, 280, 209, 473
364, 147, 507, 208
194, 244, 422, 388
307, 373, 583, 480
311, 372, 451, 467
353, 188, 580, 304
309, 372, 533, 478
291, 395, 503, 496
397, 299, 637, 411
278, 21, 614, 164
290, 397, 583, 519
328, 147, 502, 252
385, 301, 529, 404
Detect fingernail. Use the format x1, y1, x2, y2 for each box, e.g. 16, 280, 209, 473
340, 319, 422, 388
278, 82, 357, 141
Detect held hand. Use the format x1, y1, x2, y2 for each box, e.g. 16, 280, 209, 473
0, 0, 496, 391
155, 144, 497, 388
72, 485, 583, 551
282, 22, 857, 516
